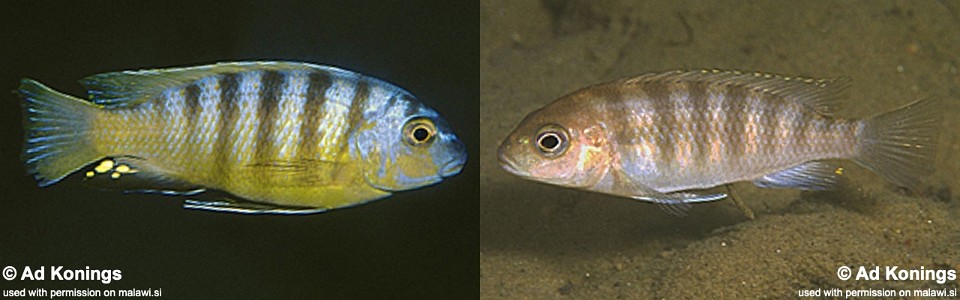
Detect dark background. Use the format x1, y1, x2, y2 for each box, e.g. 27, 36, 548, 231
0, 1, 478, 299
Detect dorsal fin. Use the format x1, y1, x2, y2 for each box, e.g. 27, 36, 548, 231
621, 69, 851, 115
80, 61, 354, 107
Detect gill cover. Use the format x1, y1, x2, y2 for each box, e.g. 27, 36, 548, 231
356, 93, 465, 191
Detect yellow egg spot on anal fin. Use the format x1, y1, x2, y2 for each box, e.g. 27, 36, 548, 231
85, 171, 95, 178
110, 172, 120, 179
95, 159, 115, 173
116, 164, 133, 173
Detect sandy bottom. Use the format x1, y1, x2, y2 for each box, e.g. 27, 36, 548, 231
481, 1, 960, 298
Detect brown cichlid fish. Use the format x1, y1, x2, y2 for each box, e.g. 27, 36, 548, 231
20, 61, 466, 214
498, 70, 942, 215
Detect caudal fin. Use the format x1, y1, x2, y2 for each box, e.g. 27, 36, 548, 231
854, 97, 942, 190
19, 79, 102, 187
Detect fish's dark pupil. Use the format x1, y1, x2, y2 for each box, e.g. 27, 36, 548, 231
539, 134, 560, 150
413, 127, 430, 141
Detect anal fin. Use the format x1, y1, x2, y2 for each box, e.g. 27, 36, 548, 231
183, 198, 328, 215
752, 161, 842, 190
82, 157, 203, 195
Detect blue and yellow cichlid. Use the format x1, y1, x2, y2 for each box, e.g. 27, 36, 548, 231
20, 61, 466, 214
498, 70, 942, 215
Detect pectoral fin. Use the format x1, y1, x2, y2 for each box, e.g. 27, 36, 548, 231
752, 161, 842, 190
632, 192, 728, 217
183, 198, 328, 215
612, 169, 726, 216
239, 159, 340, 186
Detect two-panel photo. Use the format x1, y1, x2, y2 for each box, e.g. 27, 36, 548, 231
2, 1, 958, 299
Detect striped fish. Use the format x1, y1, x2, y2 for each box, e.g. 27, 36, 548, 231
497, 70, 941, 215
20, 61, 466, 214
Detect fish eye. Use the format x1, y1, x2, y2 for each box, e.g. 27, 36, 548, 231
535, 124, 568, 157
403, 117, 436, 146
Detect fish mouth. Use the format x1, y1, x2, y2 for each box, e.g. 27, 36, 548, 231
440, 139, 467, 177
440, 158, 465, 177
497, 150, 528, 177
